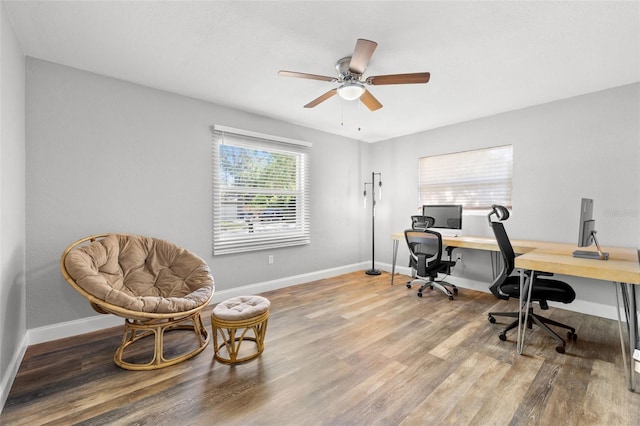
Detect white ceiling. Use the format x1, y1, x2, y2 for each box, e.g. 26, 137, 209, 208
5, 1, 639, 143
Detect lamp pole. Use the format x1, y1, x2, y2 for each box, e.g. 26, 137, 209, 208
363, 172, 382, 275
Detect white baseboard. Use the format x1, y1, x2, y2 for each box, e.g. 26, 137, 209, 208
0, 333, 28, 415
380, 262, 620, 321
210, 262, 367, 303
27, 314, 124, 345
25, 262, 620, 346
26, 262, 368, 346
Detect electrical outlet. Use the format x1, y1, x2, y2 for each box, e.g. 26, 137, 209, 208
268, 255, 274, 265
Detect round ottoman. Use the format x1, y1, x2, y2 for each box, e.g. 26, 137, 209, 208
211, 295, 270, 364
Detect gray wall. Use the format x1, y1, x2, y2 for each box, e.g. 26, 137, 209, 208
1, 0, 27, 408
373, 83, 640, 315
25, 58, 371, 329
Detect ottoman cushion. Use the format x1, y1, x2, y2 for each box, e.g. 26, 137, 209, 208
213, 295, 270, 321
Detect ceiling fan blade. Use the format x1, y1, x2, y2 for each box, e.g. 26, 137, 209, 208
360, 89, 383, 111
278, 70, 336, 82
367, 72, 431, 85
349, 39, 378, 75
304, 89, 338, 108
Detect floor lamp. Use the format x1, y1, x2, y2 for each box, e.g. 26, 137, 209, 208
363, 172, 382, 275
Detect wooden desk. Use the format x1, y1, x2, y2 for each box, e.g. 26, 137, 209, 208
515, 245, 640, 391
391, 231, 639, 285
515, 244, 640, 284
391, 231, 640, 391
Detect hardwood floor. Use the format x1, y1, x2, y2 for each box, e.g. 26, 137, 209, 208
2, 271, 639, 425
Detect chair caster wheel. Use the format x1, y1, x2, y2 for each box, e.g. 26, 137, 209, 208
406, 283, 412, 289
453, 288, 458, 294
448, 295, 454, 300
488, 315, 496, 324
498, 333, 507, 341
567, 331, 577, 341
417, 292, 423, 298
556, 346, 566, 354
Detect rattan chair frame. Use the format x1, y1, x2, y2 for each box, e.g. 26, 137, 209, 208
60, 234, 213, 370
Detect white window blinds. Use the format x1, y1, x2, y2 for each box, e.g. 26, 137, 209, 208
419, 145, 513, 210
212, 126, 311, 255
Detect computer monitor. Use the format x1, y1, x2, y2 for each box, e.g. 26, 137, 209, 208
422, 204, 463, 236
573, 198, 608, 260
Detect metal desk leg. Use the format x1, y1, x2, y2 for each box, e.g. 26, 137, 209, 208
517, 269, 534, 355
614, 283, 631, 390
391, 239, 399, 285
615, 282, 638, 392
630, 284, 638, 392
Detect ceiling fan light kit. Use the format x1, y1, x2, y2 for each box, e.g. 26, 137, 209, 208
337, 82, 365, 100
278, 38, 430, 111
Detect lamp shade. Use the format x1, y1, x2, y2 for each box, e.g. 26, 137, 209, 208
337, 82, 364, 100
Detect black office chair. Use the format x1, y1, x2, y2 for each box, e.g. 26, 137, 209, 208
411, 215, 435, 230
487, 205, 577, 353
405, 229, 458, 299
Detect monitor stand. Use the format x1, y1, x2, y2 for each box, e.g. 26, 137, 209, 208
573, 231, 609, 260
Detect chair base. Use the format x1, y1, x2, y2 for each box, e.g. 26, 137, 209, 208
488, 307, 577, 354
406, 277, 458, 300
211, 310, 269, 364
114, 310, 210, 370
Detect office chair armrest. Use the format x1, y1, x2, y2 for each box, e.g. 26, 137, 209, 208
445, 246, 455, 258
444, 246, 457, 274
519, 269, 553, 278
515, 256, 553, 278
416, 254, 428, 277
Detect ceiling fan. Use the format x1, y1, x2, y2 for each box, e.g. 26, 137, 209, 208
278, 39, 430, 111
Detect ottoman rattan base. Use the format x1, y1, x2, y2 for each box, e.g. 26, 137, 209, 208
210, 296, 270, 364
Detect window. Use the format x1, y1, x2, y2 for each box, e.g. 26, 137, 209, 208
419, 145, 513, 210
211, 126, 311, 255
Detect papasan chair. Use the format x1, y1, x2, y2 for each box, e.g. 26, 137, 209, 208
60, 234, 214, 370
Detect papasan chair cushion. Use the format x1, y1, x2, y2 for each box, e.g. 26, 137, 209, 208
64, 234, 213, 314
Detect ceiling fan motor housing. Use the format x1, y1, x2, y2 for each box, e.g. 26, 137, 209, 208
336, 57, 360, 81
